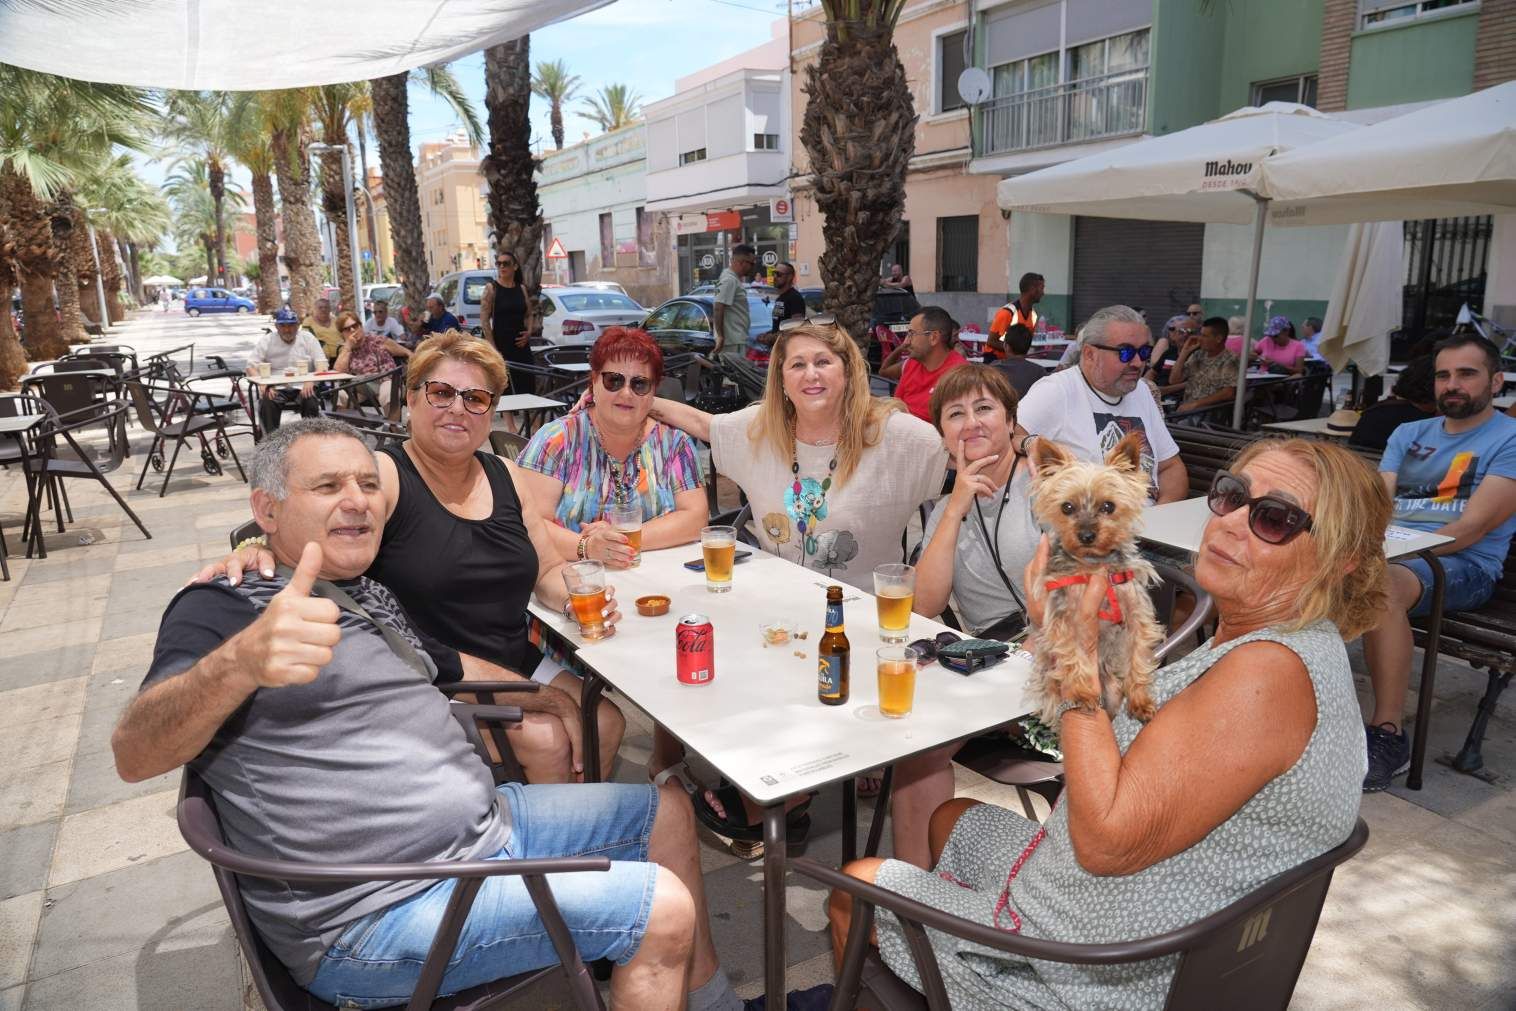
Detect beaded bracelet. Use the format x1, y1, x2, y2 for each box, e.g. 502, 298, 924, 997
234, 535, 267, 551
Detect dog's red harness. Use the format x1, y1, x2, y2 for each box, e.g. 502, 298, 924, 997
1043, 570, 1136, 623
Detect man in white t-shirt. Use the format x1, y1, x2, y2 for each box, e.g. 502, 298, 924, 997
1014, 304, 1187, 503
364, 301, 410, 347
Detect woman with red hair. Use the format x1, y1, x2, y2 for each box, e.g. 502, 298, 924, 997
516, 326, 707, 568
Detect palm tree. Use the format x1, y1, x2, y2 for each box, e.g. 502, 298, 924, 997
265, 87, 323, 316
800, 1, 916, 344
313, 83, 366, 312
368, 65, 481, 321
226, 92, 283, 313
483, 37, 544, 300
162, 91, 238, 287
579, 83, 643, 134
0, 66, 151, 373
531, 59, 582, 150
79, 156, 169, 319
165, 159, 245, 287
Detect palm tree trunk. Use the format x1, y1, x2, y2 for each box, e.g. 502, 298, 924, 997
550, 102, 565, 150
117, 237, 139, 303
208, 159, 229, 287
319, 143, 354, 313
0, 222, 24, 388
801, 17, 916, 345
53, 196, 89, 345
201, 233, 215, 285
3, 167, 68, 360
71, 210, 102, 331
483, 38, 544, 300
99, 228, 126, 322
271, 124, 323, 317
369, 72, 429, 320
250, 169, 281, 314
356, 119, 381, 281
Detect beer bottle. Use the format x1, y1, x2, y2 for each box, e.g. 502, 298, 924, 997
817, 585, 851, 706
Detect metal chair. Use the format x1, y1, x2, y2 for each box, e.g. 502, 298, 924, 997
488, 429, 529, 460
125, 379, 249, 497
801, 818, 1369, 1011
23, 399, 150, 550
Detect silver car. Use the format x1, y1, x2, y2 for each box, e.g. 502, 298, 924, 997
538, 287, 647, 346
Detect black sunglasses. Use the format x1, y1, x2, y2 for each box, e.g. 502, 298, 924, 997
1207, 470, 1314, 545
417, 379, 495, 415
1088, 342, 1153, 363
907, 631, 962, 664
496, 259, 514, 267
599, 371, 653, 396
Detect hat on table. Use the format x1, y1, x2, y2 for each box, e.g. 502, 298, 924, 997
273, 307, 299, 325
1325, 409, 1360, 434
1263, 314, 1292, 337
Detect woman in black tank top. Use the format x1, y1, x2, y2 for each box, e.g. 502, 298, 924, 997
483, 250, 534, 369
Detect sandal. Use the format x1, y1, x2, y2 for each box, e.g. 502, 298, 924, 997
653, 762, 812, 844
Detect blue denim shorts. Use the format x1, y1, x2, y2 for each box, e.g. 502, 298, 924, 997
307, 782, 661, 1010
1397, 553, 1497, 618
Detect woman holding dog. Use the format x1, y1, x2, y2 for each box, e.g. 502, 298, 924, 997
828, 438, 1386, 1008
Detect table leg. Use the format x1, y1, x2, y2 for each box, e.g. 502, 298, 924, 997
1408, 551, 1445, 791
841, 777, 857, 866
579, 672, 606, 784
762, 803, 788, 1005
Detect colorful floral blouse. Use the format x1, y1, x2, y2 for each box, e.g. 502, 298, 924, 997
348, 332, 397, 377
516, 412, 704, 531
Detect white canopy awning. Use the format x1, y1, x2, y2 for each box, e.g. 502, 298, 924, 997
1261, 81, 1516, 225
995, 103, 1358, 224
0, 0, 611, 90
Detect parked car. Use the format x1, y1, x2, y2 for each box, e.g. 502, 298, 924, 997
686, 282, 778, 300
640, 293, 773, 353
797, 286, 918, 335
539, 287, 647, 346
363, 283, 399, 315
184, 287, 255, 316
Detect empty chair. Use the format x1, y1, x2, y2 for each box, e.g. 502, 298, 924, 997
125, 379, 249, 497
23, 399, 150, 551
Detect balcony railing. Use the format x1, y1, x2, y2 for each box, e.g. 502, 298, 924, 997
976, 67, 1149, 157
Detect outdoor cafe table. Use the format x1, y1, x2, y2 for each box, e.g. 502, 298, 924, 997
1261, 416, 1350, 438
0, 413, 47, 568
244, 372, 354, 438
529, 546, 1035, 1003
494, 393, 564, 434
1139, 496, 1453, 790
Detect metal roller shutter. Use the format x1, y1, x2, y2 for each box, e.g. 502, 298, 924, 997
1071, 216, 1203, 333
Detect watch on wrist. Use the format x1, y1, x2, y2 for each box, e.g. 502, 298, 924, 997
1054, 697, 1096, 721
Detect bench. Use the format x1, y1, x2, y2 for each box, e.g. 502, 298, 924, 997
1170, 426, 1512, 784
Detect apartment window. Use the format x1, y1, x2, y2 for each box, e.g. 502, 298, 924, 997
679, 148, 707, 165
1359, 0, 1477, 29
937, 215, 978, 292
1252, 74, 1319, 108
753, 133, 780, 150
937, 29, 969, 113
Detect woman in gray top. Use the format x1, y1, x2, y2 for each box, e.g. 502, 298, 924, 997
829, 437, 1389, 1009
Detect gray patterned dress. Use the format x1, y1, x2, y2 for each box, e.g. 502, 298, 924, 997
873, 620, 1366, 1010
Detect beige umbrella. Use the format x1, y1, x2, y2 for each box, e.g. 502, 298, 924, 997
1315, 221, 1403, 377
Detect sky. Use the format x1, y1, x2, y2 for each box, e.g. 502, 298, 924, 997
146, 0, 790, 251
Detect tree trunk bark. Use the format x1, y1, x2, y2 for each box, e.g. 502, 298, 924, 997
73, 212, 103, 331
202, 233, 215, 286
53, 196, 89, 345
100, 228, 126, 322
3, 167, 68, 360
118, 236, 139, 303
0, 221, 24, 388
550, 104, 564, 150
800, 20, 916, 345
271, 124, 323, 317
369, 72, 430, 321
356, 122, 381, 281
209, 159, 229, 287
250, 169, 281, 314
483, 38, 544, 305
319, 143, 354, 314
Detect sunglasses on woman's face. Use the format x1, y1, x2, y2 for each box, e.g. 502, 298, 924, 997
1088, 342, 1154, 363
340, 322, 361, 333
599, 371, 653, 396
907, 631, 962, 664
1207, 470, 1314, 545
417, 380, 495, 415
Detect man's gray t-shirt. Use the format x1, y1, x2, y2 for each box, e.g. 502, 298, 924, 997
714, 268, 750, 353
920, 465, 1039, 635
142, 574, 509, 985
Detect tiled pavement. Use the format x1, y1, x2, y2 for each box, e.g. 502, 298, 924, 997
0, 312, 1513, 1009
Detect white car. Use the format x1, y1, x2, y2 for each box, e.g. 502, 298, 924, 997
363, 283, 400, 315
539, 287, 647, 346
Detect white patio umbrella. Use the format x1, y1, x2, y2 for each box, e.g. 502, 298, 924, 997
1314, 221, 1403, 376
997, 103, 1361, 427
142, 274, 182, 286
0, 0, 611, 90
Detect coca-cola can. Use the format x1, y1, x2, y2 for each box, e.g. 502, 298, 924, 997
675, 613, 715, 685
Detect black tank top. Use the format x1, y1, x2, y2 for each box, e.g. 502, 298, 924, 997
367, 444, 539, 676
488, 279, 531, 363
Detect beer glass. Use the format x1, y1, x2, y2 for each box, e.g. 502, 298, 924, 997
700, 525, 736, 593
293, 357, 309, 376
605, 502, 643, 568
256, 361, 272, 378
562, 560, 611, 640
873, 563, 916, 643
876, 645, 917, 719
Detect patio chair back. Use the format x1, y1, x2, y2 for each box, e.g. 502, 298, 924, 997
801, 817, 1368, 1011
23, 372, 105, 422
488, 429, 529, 459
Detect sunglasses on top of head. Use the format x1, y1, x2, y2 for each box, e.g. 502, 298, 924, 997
1088, 342, 1153, 363
599, 371, 653, 395
417, 380, 495, 415
1207, 470, 1314, 545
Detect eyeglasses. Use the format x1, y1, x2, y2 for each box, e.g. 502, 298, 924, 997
417, 380, 495, 415
1207, 470, 1314, 545
599, 371, 653, 395
907, 631, 962, 664
1088, 342, 1153, 363
496, 259, 514, 267
340, 322, 361, 332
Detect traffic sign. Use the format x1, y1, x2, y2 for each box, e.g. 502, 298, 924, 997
699, 253, 715, 269
545, 237, 568, 260
361, 249, 372, 261
770, 196, 792, 222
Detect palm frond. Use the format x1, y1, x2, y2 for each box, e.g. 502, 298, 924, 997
413, 64, 484, 149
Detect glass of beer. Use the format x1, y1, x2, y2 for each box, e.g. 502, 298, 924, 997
873, 563, 916, 643
293, 357, 309, 376
605, 502, 643, 568
256, 361, 272, 378
876, 645, 917, 719
562, 560, 611, 640
701, 525, 736, 593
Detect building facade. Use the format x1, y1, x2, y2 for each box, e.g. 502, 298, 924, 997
791, 2, 1010, 330
414, 131, 491, 279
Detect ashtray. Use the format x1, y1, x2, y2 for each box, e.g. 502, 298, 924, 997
636, 594, 671, 617
759, 618, 797, 646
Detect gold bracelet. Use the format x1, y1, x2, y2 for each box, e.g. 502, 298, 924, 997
234, 534, 267, 551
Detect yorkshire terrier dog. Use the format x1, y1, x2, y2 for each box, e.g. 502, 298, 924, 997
1026, 432, 1164, 724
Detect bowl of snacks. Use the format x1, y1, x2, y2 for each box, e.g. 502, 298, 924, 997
759, 618, 797, 647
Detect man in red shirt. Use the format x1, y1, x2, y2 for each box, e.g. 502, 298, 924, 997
880, 306, 969, 422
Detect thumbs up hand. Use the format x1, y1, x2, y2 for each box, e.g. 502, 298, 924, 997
240, 542, 343, 689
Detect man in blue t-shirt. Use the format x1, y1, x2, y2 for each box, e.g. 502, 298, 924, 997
1361, 335, 1516, 792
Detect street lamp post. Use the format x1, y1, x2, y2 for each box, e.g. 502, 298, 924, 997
308, 143, 363, 317
87, 207, 111, 336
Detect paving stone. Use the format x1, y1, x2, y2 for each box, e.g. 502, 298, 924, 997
99, 606, 174, 642
0, 824, 57, 901
2, 573, 111, 611
0, 984, 22, 1010
0, 594, 109, 635
89, 633, 157, 679
0, 619, 102, 660
0, 645, 98, 693
114, 521, 203, 552
30, 850, 225, 979
15, 555, 119, 585
0, 761, 70, 832
111, 543, 203, 574
0, 678, 86, 732
48, 788, 187, 888
0, 892, 41, 990
0, 706, 81, 775
64, 746, 176, 815
22, 930, 242, 1011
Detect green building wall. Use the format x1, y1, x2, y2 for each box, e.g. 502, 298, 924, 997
1346, 10, 1479, 109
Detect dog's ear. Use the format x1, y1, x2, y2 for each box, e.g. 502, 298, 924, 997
1030, 436, 1073, 479
1106, 431, 1146, 473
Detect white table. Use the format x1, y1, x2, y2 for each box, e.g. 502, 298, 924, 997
495, 393, 564, 413
1139, 496, 1453, 791
530, 546, 1034, 1002
548, 361, 592, 374
0, 413, 48, 568
1027, 357, 1064, 370
245, 371, 353, 389
1261, 417, 1351, 438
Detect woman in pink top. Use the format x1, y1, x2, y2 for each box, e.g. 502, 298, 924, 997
1256, 314, 1308, 375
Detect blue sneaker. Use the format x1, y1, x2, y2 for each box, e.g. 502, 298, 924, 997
1363, 722, 1410, 792
745, 983, 835, 1011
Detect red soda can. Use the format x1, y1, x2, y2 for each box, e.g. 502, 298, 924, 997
675, 613, 715, 685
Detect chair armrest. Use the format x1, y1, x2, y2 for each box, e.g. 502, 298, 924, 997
452, 703, 523, 726
438, 681, 542, 696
